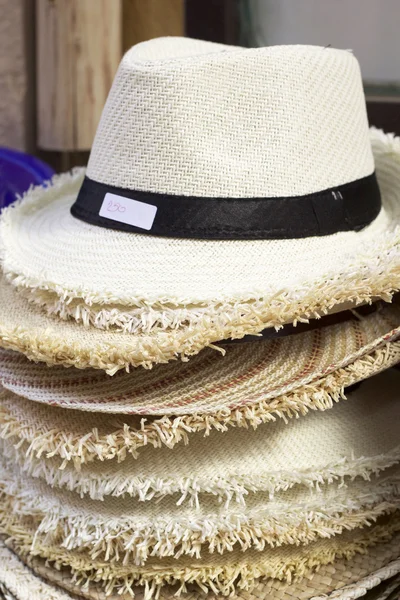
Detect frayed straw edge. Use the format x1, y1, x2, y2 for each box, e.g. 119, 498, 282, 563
17, 286, 215, 336
0, 317, 222, 374
2, 508, 400, 599
1, 341, 400, 468
24, 503, 400, 567
0, 543, 72, 600
1, 435, 400, 507
0, 282, 399, 373
1, 132, 400, 349
4, 251, 400, 342
1, 463, 400, 566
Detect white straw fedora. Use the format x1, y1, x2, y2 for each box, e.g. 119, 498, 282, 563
1, 369, 399, 504
1, 38, 400, 365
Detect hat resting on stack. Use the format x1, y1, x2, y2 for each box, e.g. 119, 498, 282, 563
0, 37, 399, 600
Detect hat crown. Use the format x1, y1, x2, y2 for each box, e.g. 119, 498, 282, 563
87, 38, 374, 199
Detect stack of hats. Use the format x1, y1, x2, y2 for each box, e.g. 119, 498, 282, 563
0, 37, 399, 600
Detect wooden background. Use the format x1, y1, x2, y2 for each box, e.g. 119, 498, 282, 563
0, 0, 398, 172
0, 0, 184, 169
0, 0, 35, 152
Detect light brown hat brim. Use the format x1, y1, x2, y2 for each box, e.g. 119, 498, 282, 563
1, 281, 400, 412
1, 369, 399, 504
1, 513, 400, 600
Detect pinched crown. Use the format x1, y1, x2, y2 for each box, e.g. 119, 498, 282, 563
87, 37, 373, 199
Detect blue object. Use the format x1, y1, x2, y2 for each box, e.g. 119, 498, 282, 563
0, 147, 55, 211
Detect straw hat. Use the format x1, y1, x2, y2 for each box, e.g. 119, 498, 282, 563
1, 510, 400, 598
1, 542, 400, 600
1, 302, 400, 460
1, 38, 400, 366
1, 443, 400, 567
1, 333, 400, 465
1, 343, 400, 467
2, 301, 400, 411
2, 273, 399, 374
0, 280, 400, 394
1, 369, 399, 504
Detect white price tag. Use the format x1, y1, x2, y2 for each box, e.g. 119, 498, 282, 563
99, 193, 157, 231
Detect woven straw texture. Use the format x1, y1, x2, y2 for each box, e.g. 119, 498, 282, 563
325, 574, 400, 600
1, 302, 400, 411
0, 40, 383, 301
0, 42, 400, 366
1, 514, 400, 599
2, 129, 400, 348
2, 554, 400, 600
0, 273, 400, 379
1, 446, 400, 567
89, 39, 372, 197
1, 541, 400, 600
1, 562, 400, 600
1, 337, 400, 465
1, 370, 399, 504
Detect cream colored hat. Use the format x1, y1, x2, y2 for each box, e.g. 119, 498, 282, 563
2, 302, 400, 411
1, 543, 400, 600
1, 305, 400, 463
1, 511, 400, 599
1, 321, 400, 463
1, 369, 399, 504
1, 38, 400, 366
2, 449, 399, 566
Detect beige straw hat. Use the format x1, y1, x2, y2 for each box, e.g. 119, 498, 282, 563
0, 291, 399, 404
1, 543, 400, 600
1, 554, 400, 600
1, 510, 400, 598
1, 38, 400, 366
1, 305, 400, 461
2, 274, 399, 374
1, 369, 399, 504
1, 345, 400, 468
0, 446, 399, 566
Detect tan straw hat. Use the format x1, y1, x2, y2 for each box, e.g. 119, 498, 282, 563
1, 369, 399, 503
0, 447, 399, 566
1, 511, 400, 599
2, 301, 400, 409
1, 38, 400, 366
1, 542, 400, 600
1, 302, 400, 458
1, 343, 400, 467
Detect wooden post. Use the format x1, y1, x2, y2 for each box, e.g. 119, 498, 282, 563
122, 0, 184, 50
36, 0, 122, 151
0, 0, 35, 151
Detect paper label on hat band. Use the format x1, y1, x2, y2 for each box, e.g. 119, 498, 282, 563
99, 193, 157, 230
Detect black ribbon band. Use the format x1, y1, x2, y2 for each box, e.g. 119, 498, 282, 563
71, 173, 381, 240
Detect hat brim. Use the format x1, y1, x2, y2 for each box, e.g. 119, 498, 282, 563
1, 129, 400, 347
1, 369, 399, 503
1, 283, 400, 462
1, 280, 400, 396
1, 514, 400, 600
2, 557, 400, 600
3, 460, 400, 567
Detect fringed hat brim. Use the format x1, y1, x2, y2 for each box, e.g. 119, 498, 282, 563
1, 513, 400, 599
